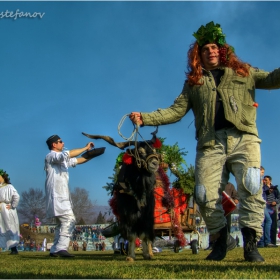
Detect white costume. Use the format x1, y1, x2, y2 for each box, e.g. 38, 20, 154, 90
44, 150, 77, 253
42, 237, 47, 251
0, 183, 20, 249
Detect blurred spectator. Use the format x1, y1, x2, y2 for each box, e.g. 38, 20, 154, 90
101, 241, 106, 251
82, 241, 87, 251
73, 241, 79, 251
263, 175, 279, 246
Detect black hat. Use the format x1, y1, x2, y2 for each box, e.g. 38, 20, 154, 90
46, 135, 60, 149
81, 147, 106, 160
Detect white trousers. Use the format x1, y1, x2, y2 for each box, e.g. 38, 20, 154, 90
50, 211, 76, 253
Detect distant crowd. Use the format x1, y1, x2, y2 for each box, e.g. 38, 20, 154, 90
71, 225, 107, 242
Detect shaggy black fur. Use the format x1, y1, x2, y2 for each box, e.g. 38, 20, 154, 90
114, 142, 158, 243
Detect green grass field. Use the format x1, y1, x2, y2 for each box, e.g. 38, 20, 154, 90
1, 247, 280, 279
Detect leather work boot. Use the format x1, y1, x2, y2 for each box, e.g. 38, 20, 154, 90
10, 246, 19, 255
206, 226, 228, 261
206, 233, 236, 252
226, 234, 236, 251
265, 243, 278, 248
241, 227, 265, 262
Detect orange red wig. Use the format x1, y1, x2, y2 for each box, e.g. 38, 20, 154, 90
186, 42, 250, 86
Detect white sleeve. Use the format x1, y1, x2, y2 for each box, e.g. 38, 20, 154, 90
47, 151, 69, 164
68, 157, 78, 168
10, 185, 20, 209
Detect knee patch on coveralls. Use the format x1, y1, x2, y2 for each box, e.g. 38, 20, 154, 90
244, 167, 261, 195
194, 184, 206, 206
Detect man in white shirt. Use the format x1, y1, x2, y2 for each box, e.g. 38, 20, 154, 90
45, 134, 102, 257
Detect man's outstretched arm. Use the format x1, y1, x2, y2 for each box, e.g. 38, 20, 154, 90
69, 142, 94, 158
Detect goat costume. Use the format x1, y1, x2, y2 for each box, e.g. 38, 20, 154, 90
0, 182, 20, 250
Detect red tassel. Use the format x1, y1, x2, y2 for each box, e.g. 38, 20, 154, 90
122, 153, 133, 165
152, 138, 162, 149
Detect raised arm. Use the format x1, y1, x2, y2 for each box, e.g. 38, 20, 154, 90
129, 84, 191, 127
69, 142, 94, 158
253, 67, 280, 90
76, 156, 92, 165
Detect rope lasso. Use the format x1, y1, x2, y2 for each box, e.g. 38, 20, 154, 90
118, 114, 142, 168
118, 114, 139, 141
117, 114, 158, 169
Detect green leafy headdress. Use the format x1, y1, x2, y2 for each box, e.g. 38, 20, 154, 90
0, 169, 10, 182
193, 21, 226, 47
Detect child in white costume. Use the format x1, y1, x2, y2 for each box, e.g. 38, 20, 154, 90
0, 169, 20, 254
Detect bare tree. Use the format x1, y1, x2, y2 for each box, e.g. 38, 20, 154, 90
17, 188, 46, 224
70, 187, 96, 224
95, 211, 106, 224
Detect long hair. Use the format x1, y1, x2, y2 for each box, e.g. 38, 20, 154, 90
186, 42, 250, 86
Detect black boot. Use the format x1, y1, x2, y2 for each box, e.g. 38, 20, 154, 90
10, 246, 18, 255
227, 234, 236, 251
205, 233, 236, 252
241, 227, 264, 262
206, 226, 228, 261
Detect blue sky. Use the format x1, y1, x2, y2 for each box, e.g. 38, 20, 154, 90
1, 1, 280, 207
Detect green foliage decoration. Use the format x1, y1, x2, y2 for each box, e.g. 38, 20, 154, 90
171, 165, 195, 195
157, 137, 187, 172
193, 21, 226, 47
115, 152, 125, 167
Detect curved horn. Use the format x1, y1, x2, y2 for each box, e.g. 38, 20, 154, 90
82, 132, 134, 150
150, 126, 159, 143
150, 126, 158, 137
